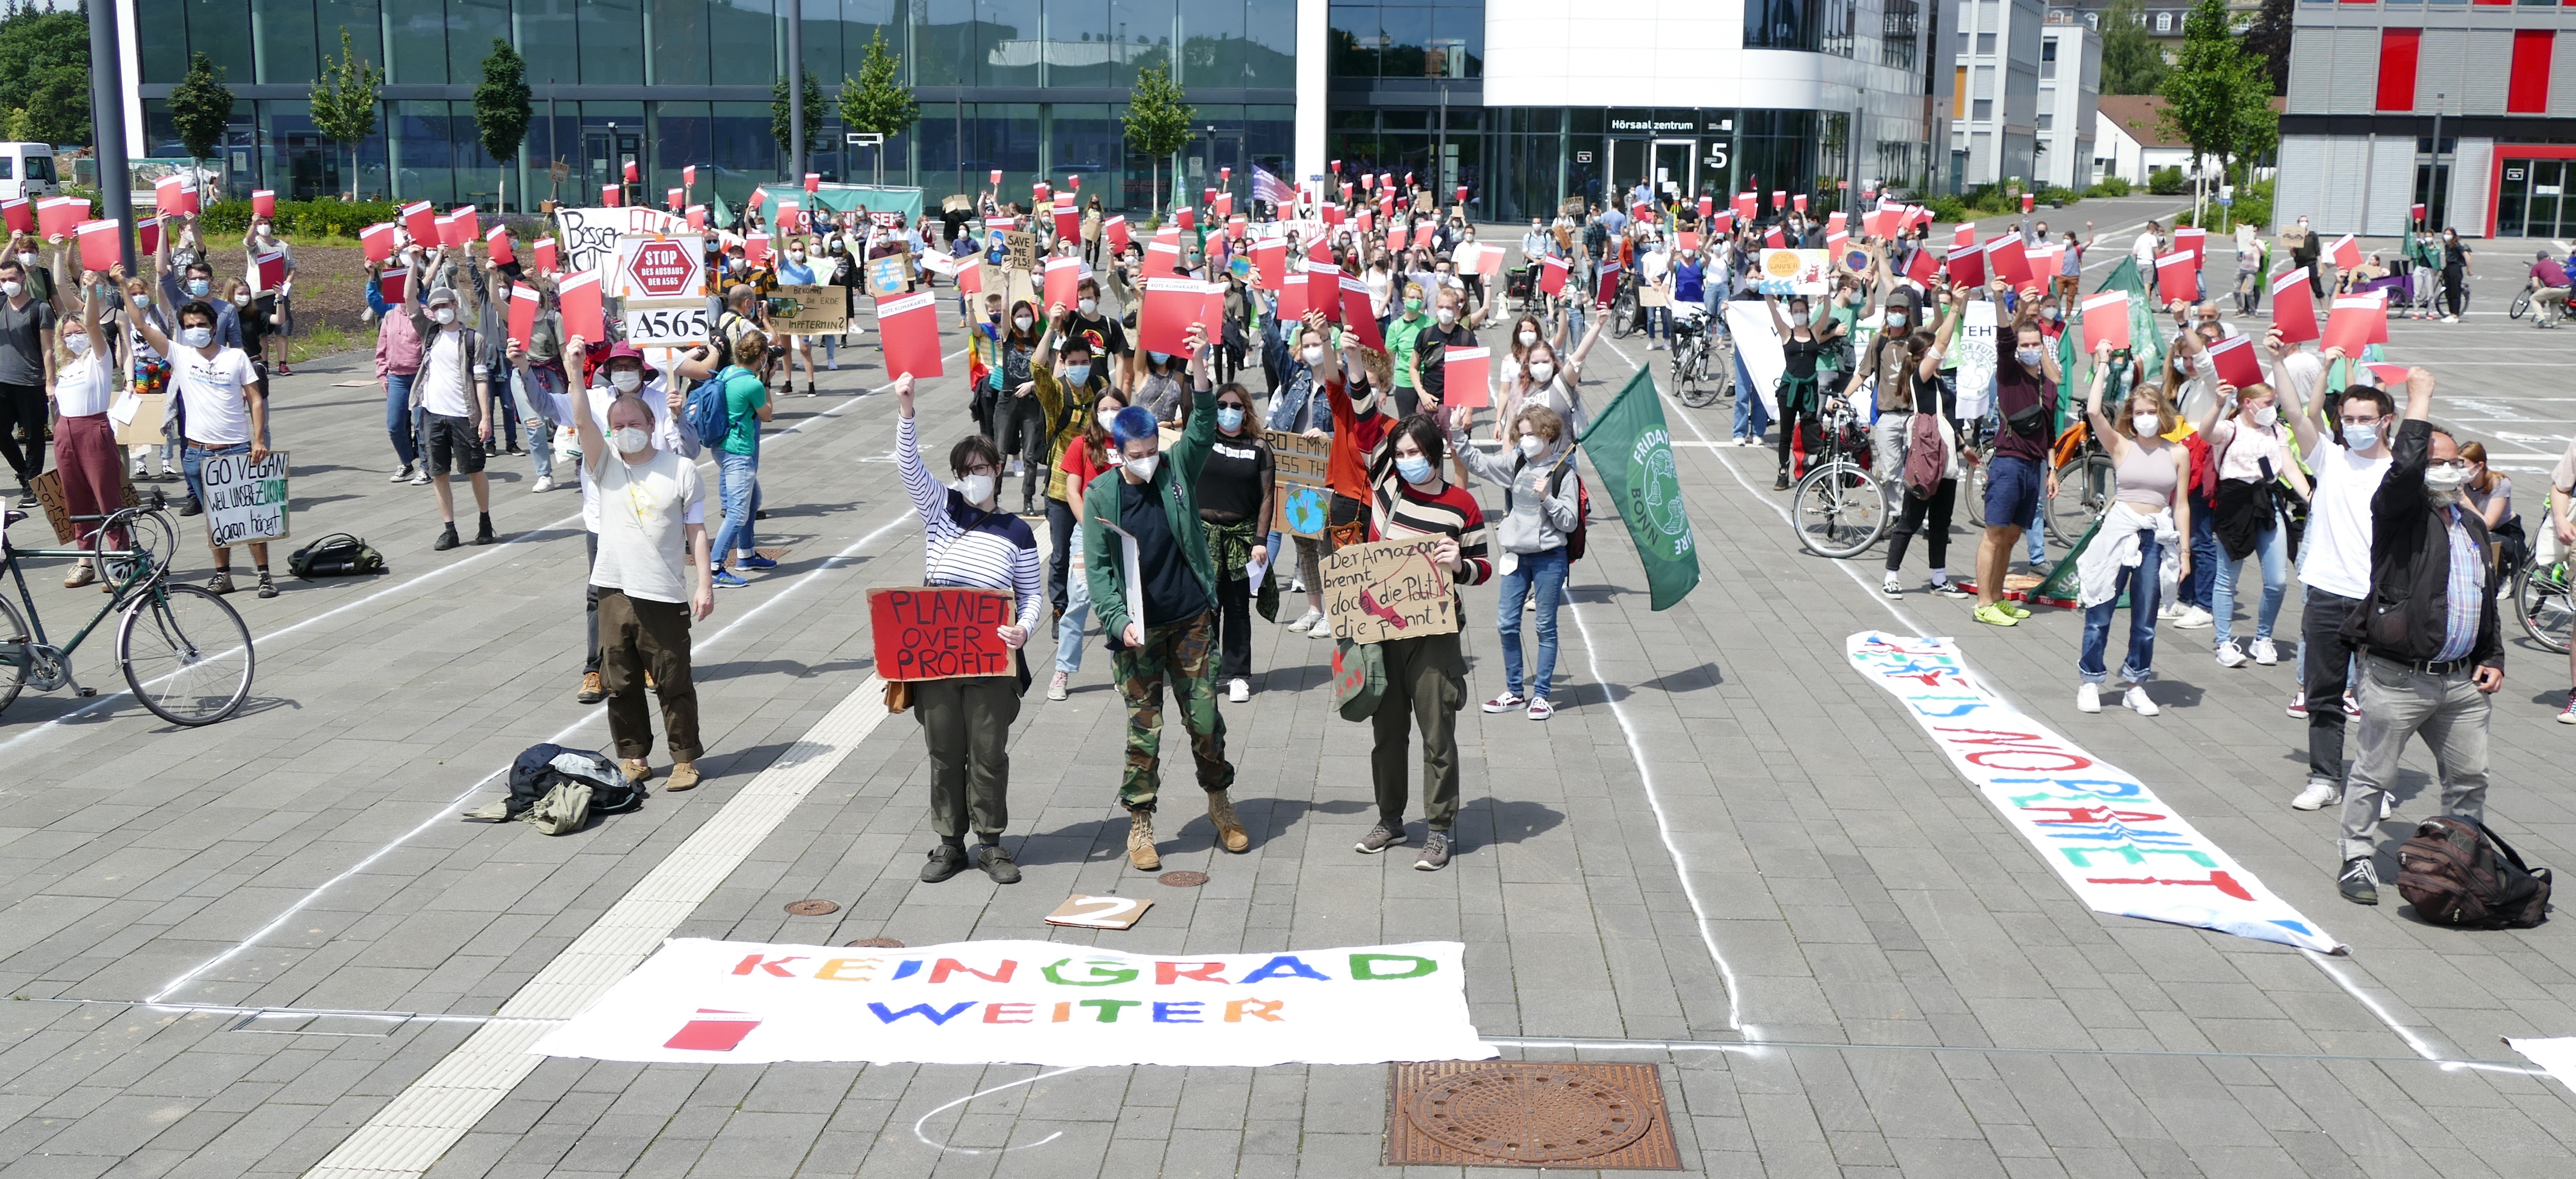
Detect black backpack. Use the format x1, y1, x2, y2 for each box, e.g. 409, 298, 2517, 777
288, 533, 388, 578
2396, 816, 2552, 929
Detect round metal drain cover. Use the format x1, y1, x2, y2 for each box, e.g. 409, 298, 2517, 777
845, 937, 904, 948
1403, 1066, 1653, 1163
783, 899, 840, 916
1159, 871, 1210, 887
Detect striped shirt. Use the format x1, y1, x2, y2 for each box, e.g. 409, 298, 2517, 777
1371, 474, 1494, 592
898, 416, 1043, 632
2436, 506, 2482, 663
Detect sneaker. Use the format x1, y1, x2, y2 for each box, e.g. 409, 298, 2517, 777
2286, 690, 2308, 719
532, 475, 556, 493
1773, 470, 1792, 491
62, 562, 95, 589
2076, 682, 2101, 713
2005, 602, 2032, 619
410, 471, 431, 486
2174, 606, 2214, 629
2559, 690, 2576, 724
2216, 640, 2249, 669
433, 525, 460, 551
473, 522, 498, 546
2338, 856, 2380, 905
1288, 577, 1306, 594
1414, 831, 1453, 871
1355, 822, 1407, 854
664, 761, 701, 792
178, 497, 202, 517
2292, 780, 2341, 811
1927, 579, 1969, 598
2343, 693, 2361, 718
1974, 603, 2020, 627
1526, 697, 1554, 720
711, 569, 750, 588
921, 843, 969, 883
1882, 572, 1903, 597
972, 842, 1021, 884
577, 671, 606, 704
2157, 600, 2184, 621
1482, 691, 1527, 714
1227, 677, 1250, 703
206, 570, 234, 595
2249, 638, 2279, 666
256, 572, 278, 599
2441, 314, 2459, 324
389, 463, 414, 483
737, 553, 779, 570
1048, 670, 1069, 701
2123, 685, 2160, 717
1287, 608, 1324, 633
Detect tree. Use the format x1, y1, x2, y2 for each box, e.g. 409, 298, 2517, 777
1122, 62, 1194, 218
772, 68, 825, 158
2159, 0, 2277, 228
472, 38, 532, 209
839, 29, 917, 186
0, 6, 88, 145
309, 28, 385, 199
168, 53, 235, 199
2100, 0, 2168, 97
2242, 0, 2293, 96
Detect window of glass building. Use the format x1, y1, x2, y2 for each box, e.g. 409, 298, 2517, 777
1881, 0, 1918, 70
1747, 0, 1817, 50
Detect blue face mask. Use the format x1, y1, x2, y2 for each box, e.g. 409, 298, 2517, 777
1217, 406, 1245, 433
1396, 455, 1434, 485
1063, 363, 1092, 386
2342, 420, 2380, 451
1147, 351, 1171, 367
186, 279, 210, 297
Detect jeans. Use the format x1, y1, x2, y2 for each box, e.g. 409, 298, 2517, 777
384, 372, 418, 466
2182, 498, 2218, 610
1641, 305, 1669, 342
487, 376, 518, 450
1732, 366, 1773, 442
712, 450, 760, 561
2301, 589, 2363, 787
2024, 492, 2047, 565
180, 440, 250, 514
2213, 519, 2288, 648
1494, 547, 1568, 699
2079, 527, 2161, 684
1056, 551, 1092, 675
2340, 656, 2490, 862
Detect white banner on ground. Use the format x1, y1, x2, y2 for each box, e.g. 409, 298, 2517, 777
1846, 633, 2343, 953
1722, 300, 1782, 418
532, 938, 1493, 1067
2509, 1038, 2576, 1093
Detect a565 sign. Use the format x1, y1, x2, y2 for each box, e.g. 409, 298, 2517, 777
613, 233, 705, 299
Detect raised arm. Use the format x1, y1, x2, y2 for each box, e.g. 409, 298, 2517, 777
1565, 302, 1608, 380
892, 374, 945, 525
2083, 340, 2124, 458
571, 355, 606, 477
2268, 331, 2326, 454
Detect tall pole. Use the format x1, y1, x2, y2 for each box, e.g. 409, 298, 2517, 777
954, 96, 964, 199
787, 0, 806, 186
2428, 92, 2446, 231
89, 0, 135, 273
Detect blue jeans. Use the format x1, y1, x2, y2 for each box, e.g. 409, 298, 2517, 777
385, 372, 418, 465
181, 440, 249, 519
2213, 519, 2288, 648
1495, 548, 1569, 699
1055, 555, 1092, 675
2024, 491, 2046, 565
1641, 305, 1669, 341
1731, 351, 1772, 442
2079, 528, 2162, 684
519, 365, 565, 481
712, 450, 760, 561
2183, 500, 2217, 610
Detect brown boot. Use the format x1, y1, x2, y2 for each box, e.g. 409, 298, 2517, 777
576, 671, 606, 704
663, 762, 701, 792
1207, 790, 1249, 853
621, 758, 652, 786
1126, 810, 1162, 871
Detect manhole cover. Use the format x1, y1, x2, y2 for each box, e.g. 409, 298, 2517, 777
1387, 1062, 1679, 1169
845, 937, 904, 948
783, 899, 840, 916
1159, 871, 1209, 887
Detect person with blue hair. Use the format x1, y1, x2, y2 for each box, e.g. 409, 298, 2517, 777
1081, 323, 1247, 872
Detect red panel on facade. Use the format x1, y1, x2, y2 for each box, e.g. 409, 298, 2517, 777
2377, 30, 2422, 113
2510, 31, 2555, 113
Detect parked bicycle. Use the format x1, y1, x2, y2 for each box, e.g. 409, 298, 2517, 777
0, 492, 257, 725
2516, 501, 2574, 656
1670, 308, 1734, 409
2045, 417, 2117, 547
1789, 398, 1888, 558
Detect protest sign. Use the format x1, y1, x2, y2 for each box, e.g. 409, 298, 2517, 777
2080, 291, 2131, 353
1846, 632, 2342, 952
1538, 254, 1568, 297
1324, 537, 1459, 645
1946, 244, 1984, 286
2174, 225, 2206, 266
1104, 214, 1130, 255
484, 224, 515, 267
250, 190, 276, 219
1955, 298, 1999, 422
29, 468, 139, 544
111, 392, 165, 447
1003, 230, 1037, 272
550, 206, 690, 277
377, 266, 408, 307
867, 587, 1015, 680
614, 233, 706, 299
1267, 430, 1333, 539
2270, 268, 2318, 342
199, 449, 291, 547
876, 292, 945, 379
1985, 235, 2033, 289
1753, 249, 1829, 295
401, 200, 438, 244
621, 300, 711, 348
1143, 240, 1185, 280
768, 285, 849, 336
74, 220, 118, 273
2327, 233, 2361, 271
2206, 335, 2263, 387
507, 285, 541, 351
864, 252, 911, 297
252, 249, 288, 293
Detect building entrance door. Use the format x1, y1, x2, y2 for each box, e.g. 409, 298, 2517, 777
1653, 140, 1696, 203
1608, 140, 1648, 204
2496, 157, 2568, 239
584, 128, 644, 207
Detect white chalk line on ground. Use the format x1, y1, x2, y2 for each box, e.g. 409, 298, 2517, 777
910, 1067, 1087, 1154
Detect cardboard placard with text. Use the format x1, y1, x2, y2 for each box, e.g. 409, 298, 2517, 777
28, 467, 140, 544
1324, 537, 1459, 645
769, 285, 849, 336
199, 449, 291, 547
1003, 230, 1038, 272
867, 587, 1017, 680
1267, 429, 1334, 539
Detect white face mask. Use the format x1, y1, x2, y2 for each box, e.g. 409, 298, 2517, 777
62, 332, 87, 357
1096, 406, 1121, 429
1518, 434, 1547, 459
954, 473, 996, 504
1435, 306, 1458, 326
432, 306, 457, 325
1527, 361, 1556, 385
1124, 452, 1160, 481
13, 252, 32, 269
253, 225, 272, 239
1301, 345, 1325, 366
1077, 298, 1098, 317
612, 426, 652, 454
0, 281, 18, 299
2424, 463, 2470, 493
1013, 315, 1033, 331
609, 369, 643, 393
2132, 413, 2161, 438
232, 292, 252, 307
789, 251, 806, 263
2252, 404, 2277, 428
1518, 329, 1538, 347
178, 326, 213, 349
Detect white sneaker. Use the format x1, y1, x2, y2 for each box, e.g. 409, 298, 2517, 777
1882, 573, 1903, 597
2174, 606, 2214, 629
388, 463, 414, 483
2378, 791, 2395, 820
1047, 670, 1069, 701
532, 475, 556, 493
2249, 637, 2278, 665
2215, 640, 2249, 669
1227, 678, 1250, 703
410, 471, 431, 486
1288, 577, 1306, 594
2291, 781, 2341, 811
2076, 682, 2101, 713
2158, 601, 2183, 621
2123, 685, 2160, 717
1287, 608, 1323, 633
2442, 314, 2459, 323
1008, 458, 1026, 477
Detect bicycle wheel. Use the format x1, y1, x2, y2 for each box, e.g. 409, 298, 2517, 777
2511, 291, 2533, 321
2045, 453, 2117, 547
2517, 563, 2574, 655
1610, 287, 1637, 338
1790, 461, 1888, 559
118, 582, 255, 726
0, 592, 28, 717
1962, 447, 1990, 528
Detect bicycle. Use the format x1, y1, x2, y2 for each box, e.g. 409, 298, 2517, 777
1608, 271, 1639, 339
0, 492, 257, 726
1789, 398, 1888, 558
1670, 310, 1734, 409
2044, 418, 2117, 547
1959, 418, 1995, 528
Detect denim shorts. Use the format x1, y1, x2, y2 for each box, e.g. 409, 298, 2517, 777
1985, 454, 2044, 527
182, 440, 250, 505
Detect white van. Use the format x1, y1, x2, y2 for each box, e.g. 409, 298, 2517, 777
0, 144, 59, 201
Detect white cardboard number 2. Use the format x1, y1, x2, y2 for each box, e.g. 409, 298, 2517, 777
1052, 895, 1143, 928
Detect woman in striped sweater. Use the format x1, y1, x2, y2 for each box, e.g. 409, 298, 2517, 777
894, 373, 1043, 886
1353, 413, 1494, 872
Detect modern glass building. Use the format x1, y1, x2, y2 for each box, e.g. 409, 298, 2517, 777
122, 0, 1936, 220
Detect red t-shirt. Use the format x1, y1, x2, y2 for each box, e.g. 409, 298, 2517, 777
1324, 375, 1392, 504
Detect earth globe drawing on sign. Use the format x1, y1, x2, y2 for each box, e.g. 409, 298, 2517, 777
1283, 485, 1329, 536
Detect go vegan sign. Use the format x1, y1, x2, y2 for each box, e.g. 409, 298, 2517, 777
534, 938, 1493, 1066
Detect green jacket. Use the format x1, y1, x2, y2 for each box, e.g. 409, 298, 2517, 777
1082, 380, 1220, 641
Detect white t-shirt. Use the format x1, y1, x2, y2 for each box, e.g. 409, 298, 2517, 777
420, 330, 471, 417
54, 353, 112, 418
2133, 232, 2160, 269
173, 346, 259, 445
589, 447, 706, 605
2298, 440, 2392, 600
529, 374, 693, 533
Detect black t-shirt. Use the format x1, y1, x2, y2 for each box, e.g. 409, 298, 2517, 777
1068, 312, 1130, 361
1123, 476, 1208, 627
1195, 434, 1272, 523
1415, 322, 1477, 406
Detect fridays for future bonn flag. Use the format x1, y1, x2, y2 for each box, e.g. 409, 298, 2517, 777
1578, 368, 1700, 611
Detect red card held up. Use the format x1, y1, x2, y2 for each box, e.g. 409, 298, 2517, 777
1042, 256, 1082, 316
2322, 295, 2385, 355
2205, 335, 2262, 388
555, 269, 603, 344
1139, 277, 1219, 355
1441, 345, 1491, 409
1538, 255, 1569, 297
1339, 276, 1383, 350
1947, 244, 1984, 286
2155, 250, 2198, 304
507, 284, 541, 351
2270, 268, 2318, 342
2080, 291, 2131, 353
876, 291, 946, 379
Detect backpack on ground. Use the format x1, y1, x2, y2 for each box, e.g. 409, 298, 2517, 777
288, 533, 388, 579
462, 743, 647, 834
1903, 411, 1946, 499
2396, 816, 2552, 929
684, 371, 733, 447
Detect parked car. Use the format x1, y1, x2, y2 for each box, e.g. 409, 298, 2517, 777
0, 143, 61, 202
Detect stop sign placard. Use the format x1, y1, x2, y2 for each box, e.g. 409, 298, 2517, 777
626, 239, 699, 298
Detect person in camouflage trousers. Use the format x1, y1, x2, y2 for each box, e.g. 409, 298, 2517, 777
1082, 325, 1249, 870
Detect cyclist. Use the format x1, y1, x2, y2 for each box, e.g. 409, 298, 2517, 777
2526, 249, 2569, 328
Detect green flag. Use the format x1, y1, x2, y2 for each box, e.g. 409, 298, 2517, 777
709, 189, 735, 230
1575, 368, 1701, 611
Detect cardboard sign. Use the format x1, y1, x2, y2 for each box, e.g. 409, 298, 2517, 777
863, 252, 912, 297
2270, 267, 2318, 342
1042, 255, 1082, 314
402, 200, 438, 244
2206, 335, 2263, 388
112, 391, 165, 446
1003, 230, 1037, 272
28, 467, 140, 544
199, 448, 291, 547
1754, 249, 1830, 295
2155, 250, 2198, 304
867, 586, 1016, 680
876, 291, 945, 379
2080, 291, 2131, 353
1268, 430, 1334, 538
620, 299, 710, 348
556, 269, 604, 343
1324, 537, 1459, 645
2323, 295, 2385, 355
1044, 894, 1155, 930
37, 196, 86, 240
769, 284, 849, 335
1440, 345, 1491, 409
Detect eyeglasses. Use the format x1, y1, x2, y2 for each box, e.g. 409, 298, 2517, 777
961, 462, 1000, 478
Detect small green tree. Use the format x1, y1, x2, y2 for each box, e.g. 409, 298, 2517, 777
840, 29, 918, 138
772, 68, 825, 158
2242, 0, 2293, 96
168, 52, 235, 199
1122, 62, 1193, 217
2160, 0, 2277, 227
472, 38, 532, 209
2100, 0, 2169, 96
309, 28, 384, 199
